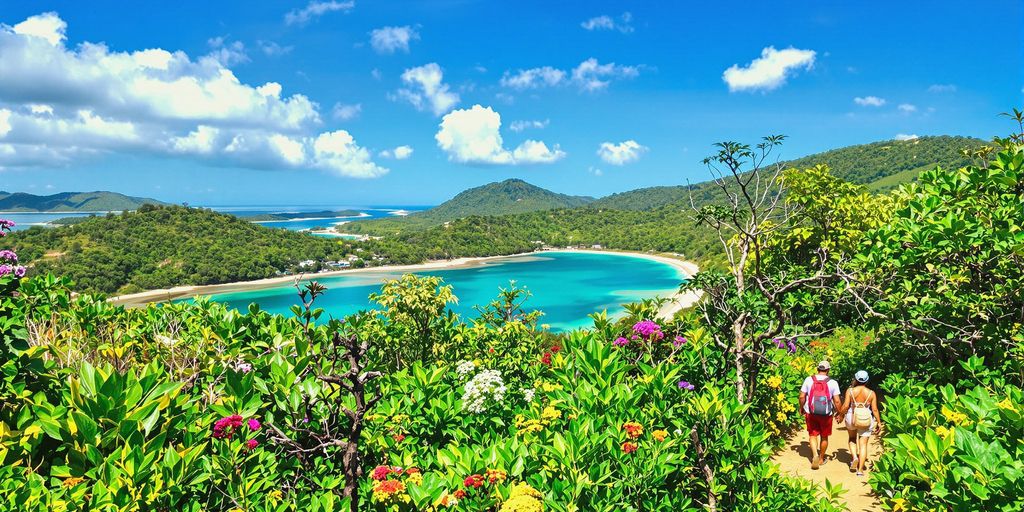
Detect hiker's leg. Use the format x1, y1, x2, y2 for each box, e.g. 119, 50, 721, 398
819, 435, 829, 463
848, 429, 858, 467
809, 434, 820, 463
857, 435, 870, 472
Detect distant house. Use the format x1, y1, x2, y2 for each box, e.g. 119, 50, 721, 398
346, 254, 359, 261
592, 244, 603, 249
327, 260, 351, 269
298, 259, 316, 268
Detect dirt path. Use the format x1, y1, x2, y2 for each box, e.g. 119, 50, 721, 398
772, 424, 884, 511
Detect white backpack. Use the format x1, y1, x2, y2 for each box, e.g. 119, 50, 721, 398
851, 389, 873, 428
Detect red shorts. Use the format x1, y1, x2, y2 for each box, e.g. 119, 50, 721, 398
805, 414, 833, 437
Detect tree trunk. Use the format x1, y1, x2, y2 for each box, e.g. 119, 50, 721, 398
732, 313, 748, 404
690, 427, 718, 512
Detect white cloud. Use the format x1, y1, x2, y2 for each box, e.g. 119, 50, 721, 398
258, 41, 293, 57
722, 46, 816, 92
12, 12, 66, 46
395, 63, 460, 116
927, 84, 957, 93
597, 140, 647, 165
332, 102, 362, 121
206, 37, 248, 66
500, 58, 638, 92
894, 133, 919, 141
853, 96, 886, 107
311, 130, 387, 178
500, 67, 565, 89
0, 12, 388, 178
284, 1, 354, 26
435, 105, 565, 165
370, 26, 419, 54
898, 103, 917, 113
379, 145, 413, 160
509, 119, 549, 132
581, 12, 634, 33
588, 166, 603, 176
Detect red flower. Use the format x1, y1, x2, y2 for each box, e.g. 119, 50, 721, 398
551, 345, 562, 353
371, 465, 393, 481
453, 489, 467, 499
212, 414, 244, 439
621, 441, 638, 454
393, 433, 406, 442
245, 439, 259, 451
541, 352, 552, 365
463, 474, 484, 489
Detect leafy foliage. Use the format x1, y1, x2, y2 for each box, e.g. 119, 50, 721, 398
0, 190, 165, 212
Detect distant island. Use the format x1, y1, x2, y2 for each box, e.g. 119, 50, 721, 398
241, 210, 364, 222
0, 191, 166, 212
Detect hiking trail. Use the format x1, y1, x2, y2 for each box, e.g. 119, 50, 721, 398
772, 423, 883, 511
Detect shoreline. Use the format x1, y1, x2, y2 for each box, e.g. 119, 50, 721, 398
110, 249, 702, 318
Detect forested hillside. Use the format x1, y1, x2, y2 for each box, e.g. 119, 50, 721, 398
0, 190, 166, 212
7, 205, 353, 294
589, 135, 985, 210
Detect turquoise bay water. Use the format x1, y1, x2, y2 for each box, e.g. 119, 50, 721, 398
203, 252, 686, 332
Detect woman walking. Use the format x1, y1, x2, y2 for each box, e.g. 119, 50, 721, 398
840, 370, 881, 476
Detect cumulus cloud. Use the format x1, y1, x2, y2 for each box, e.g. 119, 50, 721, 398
395, 63, 460, 116
509, 119, 549, 132
597, 140, 648, 165
370, 26, 419, 54
894, 133, 919, 141
853, 96, 886, 107
284, 1, 354, 26
379, 145, 413, 160
927, 84, 956, 93
206, 37, 249, 66
581, 12, 634, 33
898, 103, 917, 113
435, 105, 565, 165
332, 102, 362, 120
722, 46, 816, 92
500, 58, 638, 92
0, 12, 387, 178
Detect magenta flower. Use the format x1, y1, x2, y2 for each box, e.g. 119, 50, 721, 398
0, 219, 14, 229
0, 250, 17, 262
245, 439, 259, 450
0, 264, 11, 277
247, 418, 261, 431
678, 381, 695, 391
212, 414, 244, 439
673, 336, 688, 347
236, 362, 253, 373
613, 337, 629, 347
13, 266, 25, 278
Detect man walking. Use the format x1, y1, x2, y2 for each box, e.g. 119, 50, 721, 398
798, 360, 842, 469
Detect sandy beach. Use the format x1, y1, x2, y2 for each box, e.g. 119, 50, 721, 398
110, 249, 703, 318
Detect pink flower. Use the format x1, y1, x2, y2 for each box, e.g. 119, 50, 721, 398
613, 337, 629, 347
13, 266, 25, 278
212, 414, 244, 439
0, 250, 17, 262
673, 336, 688, 347
678, 381, 695, 391
247, 418, 261, 431
245, 439, 259, 450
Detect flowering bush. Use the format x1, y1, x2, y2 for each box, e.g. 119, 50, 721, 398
461, 368, 507, 414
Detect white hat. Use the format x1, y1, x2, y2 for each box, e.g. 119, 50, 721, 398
855, 370, 869, 383
817, 360, 831, 370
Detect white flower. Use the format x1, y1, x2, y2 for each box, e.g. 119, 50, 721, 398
456, 360, 477, 379
461, 369, 506, 414
523, 388, 536, 403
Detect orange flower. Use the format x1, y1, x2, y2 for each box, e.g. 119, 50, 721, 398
621, 441, 638, 454
652, 429, 668, 442
622, 421, 644, 439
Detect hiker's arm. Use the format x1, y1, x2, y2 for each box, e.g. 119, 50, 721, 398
832, 393, 843, 417
871, 392, 882, 430
839, 390, 852, 415
798, 391, 806, 412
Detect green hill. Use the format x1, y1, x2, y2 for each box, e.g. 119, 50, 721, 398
8, 205, 353, 294
348, 179, 593, 232
0, 190, 167, 212
589, 135, 986, 210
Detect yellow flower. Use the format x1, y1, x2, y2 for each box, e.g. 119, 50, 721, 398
775, 392, 787, 402
776, 412, 788, 423
407, 472, 423, 486
541, 406, 561, 421
622, 421, 643, 439
891, 497, 908, 512
501, 495, 544, 512
766, 375, 783, 389
652, 429, 668, 442
996, 397, 1016, 411
941, 405, 970, 426
934, 425, 952, 439
269, 489, 283, 501
540, 382, 562, 393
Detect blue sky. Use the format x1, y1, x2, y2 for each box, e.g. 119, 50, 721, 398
0, 1, 1020, 205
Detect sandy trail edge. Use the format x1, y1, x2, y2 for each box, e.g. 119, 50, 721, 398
772, 424, 884, 511
110, 249, 702, 318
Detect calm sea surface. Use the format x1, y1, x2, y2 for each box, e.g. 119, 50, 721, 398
200, 251, 686, 332
1, 205, 430, 232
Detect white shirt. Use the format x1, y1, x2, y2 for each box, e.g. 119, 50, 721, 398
800, 375, 841, 414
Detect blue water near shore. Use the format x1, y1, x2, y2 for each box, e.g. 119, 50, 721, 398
1, 205, 429, 232
200, 251, 686, 332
